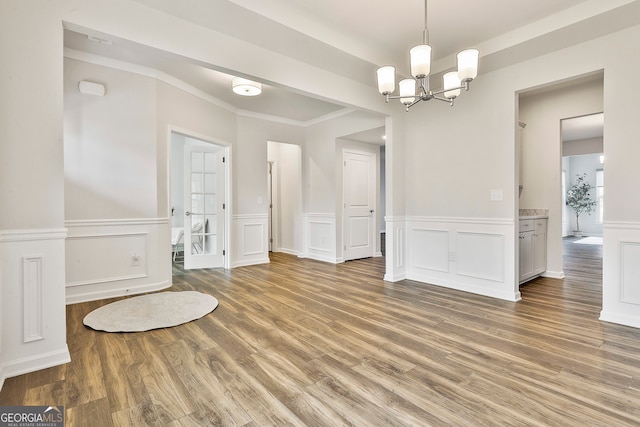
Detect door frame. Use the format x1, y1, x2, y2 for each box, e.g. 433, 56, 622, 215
168, 126, 232, 269
342, 148, 377, 261
267, 160, 278, 252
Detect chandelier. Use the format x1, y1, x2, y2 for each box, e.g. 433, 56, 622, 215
376, 0, 479, 111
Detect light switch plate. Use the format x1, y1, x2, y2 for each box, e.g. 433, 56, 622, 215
490, 189, 503, 201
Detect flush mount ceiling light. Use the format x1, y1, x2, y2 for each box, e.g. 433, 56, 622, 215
376, 0, 479, 111
232, 77, 262, 96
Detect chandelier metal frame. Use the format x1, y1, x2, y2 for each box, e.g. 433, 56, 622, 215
376, 0, 479, 111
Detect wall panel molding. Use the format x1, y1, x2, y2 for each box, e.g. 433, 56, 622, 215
599, 223, 640, 328
457, 232, 505, 282
620, 242, 640, 304
22, 255, 44, 343
404, 216, 518, 301
302, 213, 337, 263
0, 229, 70, 389
232, 214, 269, 267
65, 220, 171, 304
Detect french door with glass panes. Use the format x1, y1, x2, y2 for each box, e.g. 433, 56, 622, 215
183, 145, 225, 269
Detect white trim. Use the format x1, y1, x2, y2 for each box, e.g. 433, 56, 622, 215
604, 221, 640, 230
0, 228, 67, 242
234, 214, 269, 220
23, 255, 44, 343
168, 126, 233, 270
66, 279, 171, 305
600, 310, 640, 329
407, 216, 514, 226
64, 48, 353, 127
0, 347, 71, 389
66, 273, 149, 289
542, 270, 565, 279
274, 248, 300, 257
65, 218, 168, 227
66, 231, 148, 240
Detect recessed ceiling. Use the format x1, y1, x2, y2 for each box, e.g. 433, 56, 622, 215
65, 0, 637, 126
64, 29, 348, 124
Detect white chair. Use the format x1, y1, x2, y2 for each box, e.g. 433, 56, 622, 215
191, 222, 203, 254
171, 227, 184, 261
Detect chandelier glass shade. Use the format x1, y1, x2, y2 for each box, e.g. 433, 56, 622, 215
376, 0, 479, 111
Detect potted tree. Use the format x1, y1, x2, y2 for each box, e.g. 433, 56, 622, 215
566, 173, 597, 237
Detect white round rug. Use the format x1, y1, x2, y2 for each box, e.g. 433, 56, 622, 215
83, 291, 218, 332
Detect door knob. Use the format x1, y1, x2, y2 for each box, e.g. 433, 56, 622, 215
185, 211, 191, 216
370, 210, 374, 213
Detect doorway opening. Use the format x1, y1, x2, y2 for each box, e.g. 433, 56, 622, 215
517, 73, 603, 301
267, 141, 302, 257
171, 131, 230, 271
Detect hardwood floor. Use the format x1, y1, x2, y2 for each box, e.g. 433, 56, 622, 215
3, 240, 640, 426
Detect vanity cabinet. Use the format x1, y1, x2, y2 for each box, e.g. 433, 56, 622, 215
519, 218, 547, 284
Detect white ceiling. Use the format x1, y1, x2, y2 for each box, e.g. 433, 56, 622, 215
65, 0, 638, 141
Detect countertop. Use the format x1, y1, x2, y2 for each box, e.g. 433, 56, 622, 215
519, 209, 548, 220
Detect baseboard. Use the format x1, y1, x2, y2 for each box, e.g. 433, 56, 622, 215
0, 346, 71, 391
599, 310, 640, 328
298, 253, 339, 264
384, 272, 406, 282
542, 270, 565, 279
66, 280, 172, 304
273, 248, 299, 256
232, 257, 270, 268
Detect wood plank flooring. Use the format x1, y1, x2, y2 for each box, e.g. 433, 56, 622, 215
3, 239, 640, 426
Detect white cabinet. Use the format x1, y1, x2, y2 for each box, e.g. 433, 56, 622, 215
519, 218, 547, 284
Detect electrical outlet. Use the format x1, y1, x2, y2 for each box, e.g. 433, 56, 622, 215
490, 189, 503, 201
131, 254, 141, 266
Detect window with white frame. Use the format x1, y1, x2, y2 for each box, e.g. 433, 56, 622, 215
596, 169, 604, 223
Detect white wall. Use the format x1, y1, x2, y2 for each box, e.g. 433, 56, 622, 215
302, 111, 384, 263
233, 116, 305, 266
4, 0, 640, 391
0, 1, 70, 389
0, 0, 390, 389
402, 23, 640, 315
65, 58, 157, 219
519, 77, 603, 277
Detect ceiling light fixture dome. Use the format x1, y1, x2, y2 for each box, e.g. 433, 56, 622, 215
376, 0, 479, 111
232, 77, 262, 96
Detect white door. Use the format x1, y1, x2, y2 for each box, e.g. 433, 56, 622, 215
344, 150, 375, 261
184, 145, 225, 269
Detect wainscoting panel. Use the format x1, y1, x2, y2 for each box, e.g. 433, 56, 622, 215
66, 233, 148, 287
23, 255, 44, 343
405, 217, 518, 301
302, 214, 336, 263
232, 214, 269, 267
65, 219, 171, 304
457, 232, 504, 282
0, 228, 71, 389
621, 242, 640, 305
601, 222, 640, 328
384, 217, 406, 282
410, 228, 449, 273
